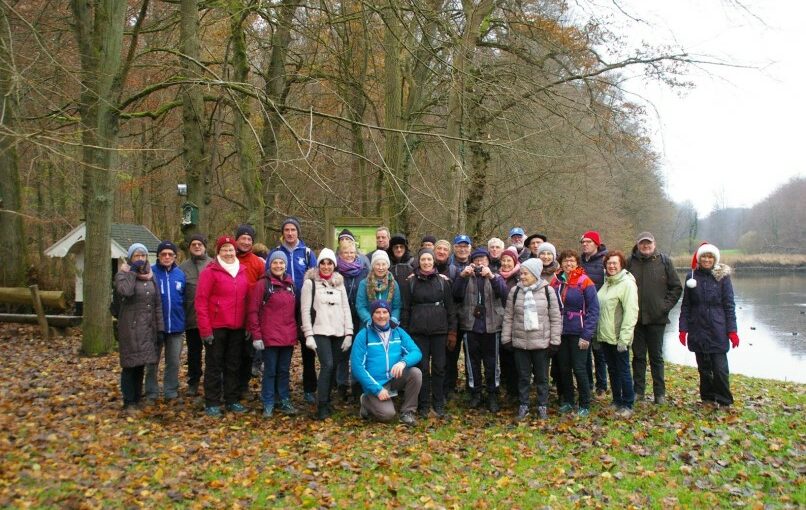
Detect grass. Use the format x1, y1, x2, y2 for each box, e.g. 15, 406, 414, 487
0, 324, 804, 508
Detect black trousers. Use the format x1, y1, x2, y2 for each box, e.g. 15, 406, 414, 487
444, 333, 464, 395
412, 333, 447, 409
298, 324, 318, 394
513, 348, 549, 407
204, 328, 244, 407
465, 331, 499, 395
499, 346, 518, 398
237, 339, 254, 398
632, 323, 667, 398
558, 334, 591, 408
695, 352, 733, 405
121, 365, 145, 406
185, 328, 203, 387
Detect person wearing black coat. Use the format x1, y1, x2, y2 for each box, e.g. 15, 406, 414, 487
679, 243, 739, 408
401, 248, 457, 417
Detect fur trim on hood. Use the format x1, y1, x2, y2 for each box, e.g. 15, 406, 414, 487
710, 263, 731, 281
304, 267, 345, 287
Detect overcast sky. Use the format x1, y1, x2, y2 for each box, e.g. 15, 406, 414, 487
583, 1, 804, 216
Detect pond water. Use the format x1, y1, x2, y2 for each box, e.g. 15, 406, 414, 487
663, 272, 806, 383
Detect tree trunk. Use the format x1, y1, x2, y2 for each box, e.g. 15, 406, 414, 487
380, 0, 405, 232
71, 0, 130, 355
0, 7, 28, 287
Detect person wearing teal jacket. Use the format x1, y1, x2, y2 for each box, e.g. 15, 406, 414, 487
355, 250, 402, 326
351, 300, 422, 426
596, 250, 639, 417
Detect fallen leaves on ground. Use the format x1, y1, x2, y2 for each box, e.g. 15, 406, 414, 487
0, 324, 804, 508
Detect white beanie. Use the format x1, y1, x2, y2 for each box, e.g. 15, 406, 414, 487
371, 250, 390, 267
521, 258, 544, 280
318, 248, 337, 266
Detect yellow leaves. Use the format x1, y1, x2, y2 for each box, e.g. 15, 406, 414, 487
495, 475, 512, 489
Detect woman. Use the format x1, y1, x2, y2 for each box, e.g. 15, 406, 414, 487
115, 243, 163, 413
551, 249, 600, 417
387, 233, 414, 289
247, 251, 298, 417
356, 251, 402, 326
196, 236, 251, 417
498, 246, 521, 404
336, 239, 369, 401
596, 250, 639, 418
401, 248, 456, 418
537, 242, 559, 280
301, 248, 353, 420
679, 242, 738, 408
501, 259, 562, 420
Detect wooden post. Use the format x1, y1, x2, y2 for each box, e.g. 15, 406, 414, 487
28, 285, 50, 341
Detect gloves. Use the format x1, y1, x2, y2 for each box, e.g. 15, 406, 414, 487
203, 335, 214, 346
617, 343, 628, 353
305, 336, 317, 351
446, 331, 458, 351
547, 343, 560, 356
578, 339, 590, 350
341, 335, 353, 352
679, 331, 687, 346
728, 332, 739, 349
252, 339, 264, 351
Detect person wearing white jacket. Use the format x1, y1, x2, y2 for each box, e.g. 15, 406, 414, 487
300, 248, 354, 420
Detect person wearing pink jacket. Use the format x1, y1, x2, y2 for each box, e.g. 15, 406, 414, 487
246, 251, 299, 417
195, 236, 250, 417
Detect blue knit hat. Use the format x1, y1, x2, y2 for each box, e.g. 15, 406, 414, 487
157, 240, 178, 255
370, 299, 391, 314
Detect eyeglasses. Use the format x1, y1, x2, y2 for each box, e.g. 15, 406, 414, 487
580, 240, 594, 245
159, 252, 176, 257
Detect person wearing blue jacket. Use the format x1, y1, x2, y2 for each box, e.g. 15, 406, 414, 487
355, 250, 402, 326
146, 240, 186, 401
351, 300, 422, 426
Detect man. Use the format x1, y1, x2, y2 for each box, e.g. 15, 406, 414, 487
367, 226, 391, 260
434, 240, 456, 280
523, 233, 547, 261
508, 227, 529, 263
146, 240, 186, 402
421, 235, 436, 250
444, 234, 472, 399
579, 230, 609, 396
453, 247, 508, 413
388, 233, 414, 287
269, 217, 318, 402
351, 300, 423, 426
450, 234, 472, 271
179, 234, 212, 396
626, 231, 682, 405
487, 238, 504, 273
233, 224, 266, 398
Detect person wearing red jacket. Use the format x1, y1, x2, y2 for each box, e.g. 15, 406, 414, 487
233, 224, 267, 398
195, 236, 250, 417
246, 251, 299, 417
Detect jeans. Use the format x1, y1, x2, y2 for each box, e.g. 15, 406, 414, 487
558, 334, 591, 409
261, 346, 293, 406
465, 331, 499, 395
185, 328, 204, 387
601, 343, 634, 409
314, 335, 345, 404
121, 365, 145, 406
632, 324, 666, 398
695, 352, 733, 405
513, 348, 549, 407
145, 332, 184, 399
412, 333, 447, 410
204, 328, 244, 407
362, 367, 422, 421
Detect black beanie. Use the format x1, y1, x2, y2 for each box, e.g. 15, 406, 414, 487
235, 224, 256, 241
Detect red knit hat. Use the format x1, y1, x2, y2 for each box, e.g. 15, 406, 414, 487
581, 230, 601, 246
215, 235, 236, 253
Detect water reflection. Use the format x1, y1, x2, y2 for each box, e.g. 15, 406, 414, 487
662, 272, 806, 383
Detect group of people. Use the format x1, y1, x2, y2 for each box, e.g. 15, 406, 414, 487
114, 221, 740, 426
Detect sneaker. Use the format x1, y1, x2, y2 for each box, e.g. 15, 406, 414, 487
468, 393, 483, 409
205, 406, 222, 417
417, 406, 430, 418
559, 403, 574, 414
399, 411, 417, 427
487, 394, 500, 414
187, 384, 199, 397
516, 405, 529, 421
359, 394, 369, 420
226, 402, 247, 413
617, 407, 633, 418
634, 392, 645, 403
263, 404, 274, 417
537, 406, 548, 420
577, 407, 590, 418
278, 399, 298, 415
654, 396, 666, 406
122, 404, 140, 416
304, 392, 316, 404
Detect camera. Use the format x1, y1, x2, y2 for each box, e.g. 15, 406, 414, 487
473, 265, 483, 277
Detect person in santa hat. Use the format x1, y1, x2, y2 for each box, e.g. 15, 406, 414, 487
679, 242, 739, 409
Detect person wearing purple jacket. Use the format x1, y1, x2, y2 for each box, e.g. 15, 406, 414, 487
551, 249, 600, 417
453, 247, 509, 413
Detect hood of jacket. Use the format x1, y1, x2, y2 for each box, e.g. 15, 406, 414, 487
304, 267, 345, 287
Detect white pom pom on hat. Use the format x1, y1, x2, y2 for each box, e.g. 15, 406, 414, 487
686, 242, 721, 288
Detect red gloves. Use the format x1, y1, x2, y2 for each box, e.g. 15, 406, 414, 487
678, 331, 687, 346
728, 332, 740, 349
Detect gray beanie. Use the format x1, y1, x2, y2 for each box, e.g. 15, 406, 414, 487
536, 242, 557, 260
268, 251, 288, 266
521, 258, 544, 280
281, 217, 301, 236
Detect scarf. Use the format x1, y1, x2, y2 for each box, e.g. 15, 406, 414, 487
337, 256, 363, 278
416, 267, 436, 277
319, 271, 333, 281
372, 322, 392, 349
499, 260, 521, 280
541, 261, 559, 279
517, 281, 540, 331
367, 272, 395, 302
217, 256, 239, 278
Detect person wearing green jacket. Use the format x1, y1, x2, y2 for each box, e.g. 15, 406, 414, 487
596, 250, 639, 417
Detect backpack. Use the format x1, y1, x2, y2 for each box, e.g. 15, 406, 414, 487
261, 278, 295, 306
109, 288, 124, 318
511, 285, 552, 311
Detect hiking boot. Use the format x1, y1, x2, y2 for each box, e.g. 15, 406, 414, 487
516, 405, 529, 421
187, 384, 199, 397
399, 411, 417, 427
634, 392, 645, 403
263, 404, 274, 417
537, 406, 548, 420
617, 407, 633, 418
434, 406, 448, 419
596, 388, 608, 398
304, 392, 316, 404
226, 402, 247, 413
654, 395, 666, 406
205, 406, 222, 417
577, 407, 590, 418
315, 403, 332, 421
338, 385, 349, 402
488, 394, 500, 414
559, 403, 574, 414
278, 399, 298, 415
359, 394, 369, 420
468, 393, 483, 409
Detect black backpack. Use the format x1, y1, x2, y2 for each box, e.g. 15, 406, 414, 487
110, 288, 124, 318
511, 285, 552, 310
